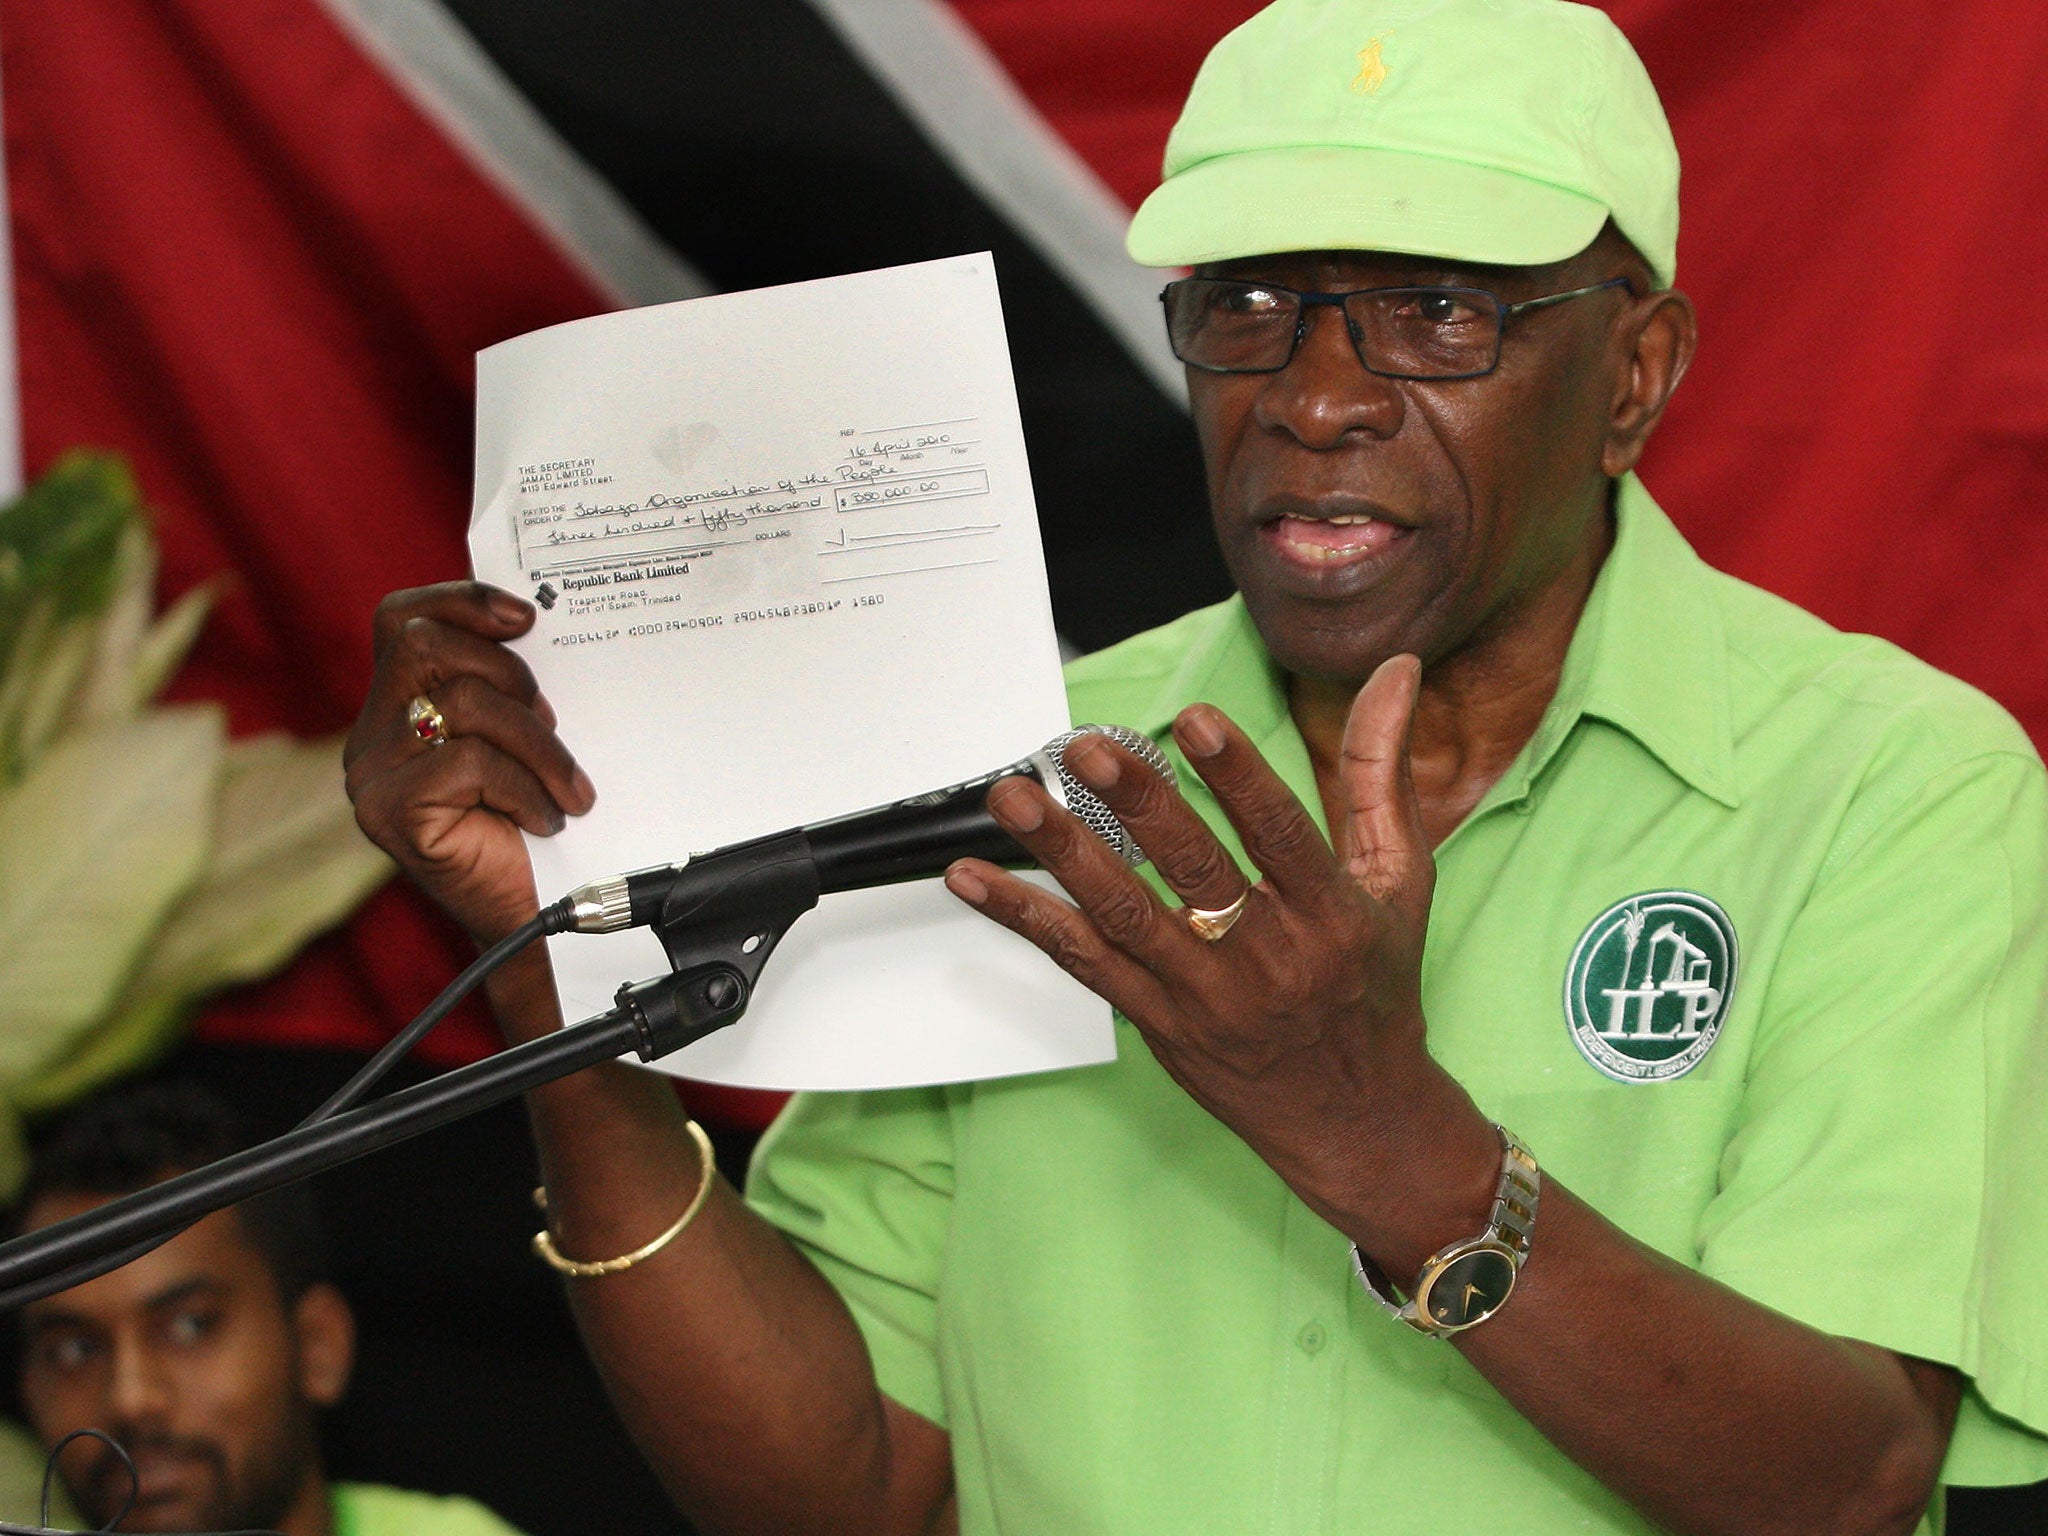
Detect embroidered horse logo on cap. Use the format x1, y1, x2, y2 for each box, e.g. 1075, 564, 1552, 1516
1351, 35, 1390, 95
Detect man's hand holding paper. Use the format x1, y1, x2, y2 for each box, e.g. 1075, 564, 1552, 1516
345, 579, 592, 949
385, 253, 1114, 1091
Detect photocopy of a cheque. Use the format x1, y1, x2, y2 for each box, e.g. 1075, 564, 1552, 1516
468, 254, 1114, 1091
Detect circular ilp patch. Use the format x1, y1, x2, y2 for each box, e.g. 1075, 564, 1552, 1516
1564, 891, 1737, 1083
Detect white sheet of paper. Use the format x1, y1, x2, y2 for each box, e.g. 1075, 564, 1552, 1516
468, 254, 1115, 1090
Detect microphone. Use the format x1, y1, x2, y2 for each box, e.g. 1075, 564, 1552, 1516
554, 725, 1173, 934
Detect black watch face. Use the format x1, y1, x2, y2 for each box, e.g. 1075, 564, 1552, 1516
1420, 1247, 1517, 1331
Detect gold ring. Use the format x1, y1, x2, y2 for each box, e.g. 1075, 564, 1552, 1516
1184, 888, 1250, 943
407, 694, 449, 748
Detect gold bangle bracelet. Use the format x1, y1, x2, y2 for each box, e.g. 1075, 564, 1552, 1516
532, 1119, 716, 1278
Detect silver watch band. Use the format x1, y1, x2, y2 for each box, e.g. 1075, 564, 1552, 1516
1487, 1126, 1540, 1258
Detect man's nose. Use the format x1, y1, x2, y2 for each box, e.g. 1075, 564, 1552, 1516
1252, 300, 1405, 448
104, 1341, 171, 1424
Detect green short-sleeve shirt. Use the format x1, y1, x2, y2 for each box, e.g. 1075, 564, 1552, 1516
747, 478, 2048, 1534
332, 1482, 528, 1536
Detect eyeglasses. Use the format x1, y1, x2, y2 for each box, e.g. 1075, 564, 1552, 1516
1159, 275, 1634, 380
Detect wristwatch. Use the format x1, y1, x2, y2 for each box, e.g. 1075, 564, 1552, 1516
1350, 1124, 1539, 1338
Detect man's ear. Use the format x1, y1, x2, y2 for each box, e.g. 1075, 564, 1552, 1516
291, 1283, 355, 1409
1603, 287, 1697, 479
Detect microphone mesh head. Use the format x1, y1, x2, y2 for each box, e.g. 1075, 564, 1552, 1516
1041, 724, 1177, 867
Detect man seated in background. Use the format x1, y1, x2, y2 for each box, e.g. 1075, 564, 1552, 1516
6, 1083, 525, 1536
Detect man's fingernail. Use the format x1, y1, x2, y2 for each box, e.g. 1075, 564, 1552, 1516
988, 779, 1045, 833
534, 692, 559, 729
571, 768, 596, 807
945, 865, 989, 905
1178, 709, 1226, 758
1369, 652, 1423, 699
489, 592, 532, 624
1067, 736, 1119, 791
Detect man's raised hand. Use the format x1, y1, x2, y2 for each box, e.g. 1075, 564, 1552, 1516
344, 581, 596, 945
941, 655, 1443, 1227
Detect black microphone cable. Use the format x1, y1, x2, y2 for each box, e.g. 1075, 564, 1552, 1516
0, 1427, 284, 1536
299, 905, 573, 1124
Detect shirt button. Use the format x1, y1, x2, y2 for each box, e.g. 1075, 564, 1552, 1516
1296, 1321, 1327, 1356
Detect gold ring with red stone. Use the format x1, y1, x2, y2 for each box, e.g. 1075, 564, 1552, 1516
407, 694, 450, 748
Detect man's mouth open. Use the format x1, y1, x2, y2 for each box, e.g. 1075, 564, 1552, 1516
1263, 512, 1408, 568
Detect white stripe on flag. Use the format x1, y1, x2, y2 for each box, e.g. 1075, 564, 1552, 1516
313, 0, 712, 309
804, 0, 1186, 408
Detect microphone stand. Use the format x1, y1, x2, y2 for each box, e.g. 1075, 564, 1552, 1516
0, 835, 824, 1311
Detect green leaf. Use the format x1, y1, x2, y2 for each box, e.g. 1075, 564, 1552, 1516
9, 734, 394, 1118
0, 707, 223, 1084
0, 1094, 22, 1207
0, 451, 139, 645
0, 456, 392, 1125
8, 991, 193, 1121
113, 731, 394, 1001
0, 1410, 81, 1528
0, 454, 153, 777
67, 522, 157, 727
123, 578, 220, 709
67, 516, 224, 721
1, 600, 100, 776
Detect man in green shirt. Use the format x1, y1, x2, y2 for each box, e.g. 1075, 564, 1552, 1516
345, 0, 2048, 1530
10, 1084, 524, 1536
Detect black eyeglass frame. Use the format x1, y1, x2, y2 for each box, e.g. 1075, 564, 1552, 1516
1159, 275, 1636, 381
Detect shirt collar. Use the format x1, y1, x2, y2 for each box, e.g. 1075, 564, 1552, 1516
1520, 474, 1742, 809
1122, 474, 1741, 810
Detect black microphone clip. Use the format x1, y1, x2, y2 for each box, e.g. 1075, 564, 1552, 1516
542, 724, 1173, 1058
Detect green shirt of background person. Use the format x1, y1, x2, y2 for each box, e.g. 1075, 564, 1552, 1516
331, 1482, 525, 1536
9, 1084, 525, 1536
340, 0, 2047, 1532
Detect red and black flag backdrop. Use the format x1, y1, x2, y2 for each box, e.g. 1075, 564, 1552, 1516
6, 0, 2048, 1090
8, 4, 2048, 1532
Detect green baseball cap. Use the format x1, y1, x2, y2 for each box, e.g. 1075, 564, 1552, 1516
1127, 0, 1680, 287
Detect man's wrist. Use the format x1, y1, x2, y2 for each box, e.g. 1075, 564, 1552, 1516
1352, 1125, 1540, 1337
482, 940, 567, 1044
1326, 1065, 1504, 1280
